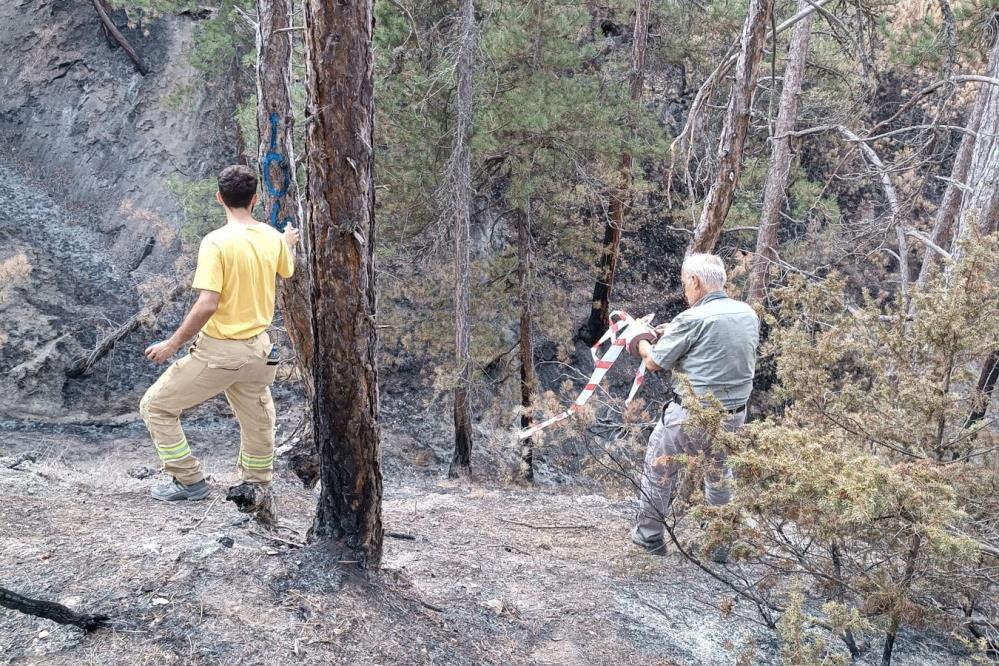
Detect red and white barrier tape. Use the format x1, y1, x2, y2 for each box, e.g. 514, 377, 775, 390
517, 310, 655, 440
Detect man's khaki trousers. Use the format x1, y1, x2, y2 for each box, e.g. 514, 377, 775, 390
140, 332, 278, 485
634, 401, 747, 543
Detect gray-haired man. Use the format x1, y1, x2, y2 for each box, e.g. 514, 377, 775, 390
626, 253, 760, 561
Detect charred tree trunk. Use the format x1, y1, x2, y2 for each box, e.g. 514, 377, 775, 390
0, 586, 108, 631
303, 0, 382, 567
964, 351, 999, 432
746, 0, 811, 306
581, 0, 651, 344
882, 532, 922, 666
255, 0, 317, 487
449, 0, 476, 479
948, 35, 999, 271
90, 0, 149, 75
829, 543, 862, 659
518, 205, 536, 481
689, 0, 774, 255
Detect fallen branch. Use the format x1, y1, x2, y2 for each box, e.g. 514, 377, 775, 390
0, 586, 109, 631
385, 532, 416, 540
90, 0, 149, 76
248, 530, 303, 549
66, 283, 186, 378
179, 497, 220, 534
7, 452, 38, 469
480, 543, 531, 555
498, 517, 594, 530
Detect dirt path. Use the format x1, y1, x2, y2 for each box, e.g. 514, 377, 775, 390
0, 428, 956, 665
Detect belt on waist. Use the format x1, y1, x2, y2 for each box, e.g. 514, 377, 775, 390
668, 396, 747, 415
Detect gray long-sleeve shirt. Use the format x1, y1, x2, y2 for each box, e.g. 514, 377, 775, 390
650, 291, 760, 409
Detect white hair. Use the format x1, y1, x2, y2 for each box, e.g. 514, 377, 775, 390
681, 253, 726, 289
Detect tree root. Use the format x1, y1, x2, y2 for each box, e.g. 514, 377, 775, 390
225, 482, 277, 529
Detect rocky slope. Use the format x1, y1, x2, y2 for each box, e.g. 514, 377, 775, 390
0, 0, 239, 420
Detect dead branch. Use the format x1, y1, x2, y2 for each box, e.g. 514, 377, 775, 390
66, 283, 186, 378
249, 530, 303, 549
837, 126, 910, 308
905, 230, 950, 261
7, 452, 38, 469
387, 0, 422, 51
668, 0, 836, 180
498, 517, 594, 530
179, 497, 220, 534
90, 0, 149, 76
385, 532, 416, 540
0, 587, 109, 631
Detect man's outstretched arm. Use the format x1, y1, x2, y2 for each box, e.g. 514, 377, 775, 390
638, 339, 663, 372
144, 290, 221, 363
638, 317, 694, 373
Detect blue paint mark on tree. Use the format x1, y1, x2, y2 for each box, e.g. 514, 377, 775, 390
262, 112, 293, 231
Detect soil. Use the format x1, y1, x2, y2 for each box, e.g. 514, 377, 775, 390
0, 418, 962, 666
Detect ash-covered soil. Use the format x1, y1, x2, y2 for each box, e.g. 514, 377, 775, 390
0, 421, 961, 666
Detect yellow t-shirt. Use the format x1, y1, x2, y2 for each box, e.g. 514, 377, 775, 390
191, 222, 295, 340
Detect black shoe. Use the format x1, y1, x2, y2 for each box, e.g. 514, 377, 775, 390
631, 529, 668, 556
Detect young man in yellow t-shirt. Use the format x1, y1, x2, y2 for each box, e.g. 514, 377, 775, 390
140, 165, 300, 502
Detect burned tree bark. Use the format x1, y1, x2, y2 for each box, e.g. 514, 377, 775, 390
518, 205, 536, 481
689, 0, 774, 255
582, 0, 651, 344
303, 0, 382, 567
255, 0, 317, 487
746, 0, 811, 306
449, 0, 476, 479
0, 587, 108, 631
964, 351, 999, 433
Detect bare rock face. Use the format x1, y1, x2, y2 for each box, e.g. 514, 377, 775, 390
0, 1, 239, 420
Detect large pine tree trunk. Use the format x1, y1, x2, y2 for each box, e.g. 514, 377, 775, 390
303, 0, 382, 567
518, 205, 536, 481
581, 0, 651, 344
689, 0, 774, 255
745, 0, 811, 306
449, 0, 476, 479
255, 0, 318, 488
948, 35, 999, 270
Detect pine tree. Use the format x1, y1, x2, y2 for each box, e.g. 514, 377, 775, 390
303, 0, 382, 566
449, 0, 477, 479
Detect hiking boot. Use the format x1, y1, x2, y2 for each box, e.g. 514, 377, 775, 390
151, 478, 210, 502
631, 529, 669, 556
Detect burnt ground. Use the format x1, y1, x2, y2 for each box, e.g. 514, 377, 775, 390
0, 417, 963, 666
